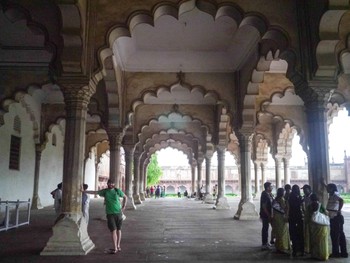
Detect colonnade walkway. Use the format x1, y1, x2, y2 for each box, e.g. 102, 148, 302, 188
1, 196, 350, 263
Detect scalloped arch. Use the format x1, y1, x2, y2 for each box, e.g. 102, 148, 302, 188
0, 90, 42, 143
316, 3, 350, 77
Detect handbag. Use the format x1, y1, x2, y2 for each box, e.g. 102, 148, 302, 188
311, 203, 330, 226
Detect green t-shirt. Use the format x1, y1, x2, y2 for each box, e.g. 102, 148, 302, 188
98, 188, 125, 215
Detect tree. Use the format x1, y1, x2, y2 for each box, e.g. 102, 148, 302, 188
147, 153, 163, 186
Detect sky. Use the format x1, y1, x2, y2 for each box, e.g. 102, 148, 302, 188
157, 109, 350, 167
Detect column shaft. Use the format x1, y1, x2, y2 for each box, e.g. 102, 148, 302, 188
306, 103, 330, 204
283, 158, 290, 185
108, 131, 123, 188
275, 158, 281, 188
205, 157, 211, 194
217, 147, 226, 199
32, 144, 43, 209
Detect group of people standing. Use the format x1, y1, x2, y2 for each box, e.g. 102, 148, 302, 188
260, 181, 348, 260
147, 185, 166, 198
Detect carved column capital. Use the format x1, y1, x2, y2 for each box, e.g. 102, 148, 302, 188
300, 81, 337, 110
107, 128, 124, 150
237, 130, 253, 151
58, 77, 96, 109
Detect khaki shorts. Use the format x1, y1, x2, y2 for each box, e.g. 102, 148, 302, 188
107, 213, 123, 231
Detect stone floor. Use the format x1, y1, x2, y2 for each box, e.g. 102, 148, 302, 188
1, 197, 350, 263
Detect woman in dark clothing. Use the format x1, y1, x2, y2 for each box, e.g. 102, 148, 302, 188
288, 184, 304, 257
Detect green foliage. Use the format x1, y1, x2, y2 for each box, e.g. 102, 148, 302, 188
147, 154, 163, 186
341, 193, 350, 203
225, 193, 238, 198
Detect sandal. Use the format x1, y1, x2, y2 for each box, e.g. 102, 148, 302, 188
104, 248, 117, 254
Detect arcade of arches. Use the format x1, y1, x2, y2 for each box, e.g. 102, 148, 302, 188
1, 0, 350, 255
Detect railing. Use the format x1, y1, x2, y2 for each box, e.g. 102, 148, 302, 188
0, 199, 31, 232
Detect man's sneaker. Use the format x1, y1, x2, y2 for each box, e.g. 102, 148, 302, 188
261, 244, 272, 251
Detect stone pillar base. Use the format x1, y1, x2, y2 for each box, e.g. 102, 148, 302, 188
133, 194, 142, 205
126, 196, 136, 210
234, 201, 259, 220
140, 193, 145, 201
204, 194, 215, 204
214, 197, 230, 210
31, 196, 43, 210
41, 213, 94, 255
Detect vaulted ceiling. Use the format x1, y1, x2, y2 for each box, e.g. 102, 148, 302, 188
1, 0, 349, 165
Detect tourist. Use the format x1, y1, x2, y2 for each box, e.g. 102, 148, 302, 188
82, 183, 90, 225
161, 185, 166, 197
301, 184, 312, 254
213, 184, 217, 198
284, 184, 291, 201
150, 185, 154, 197
50, 182, 62, 217
326, 183, 348, 258
83, 179, 127, 254
260, 182, 273, 250
177, 187, 181, 198
309, 193, 329, 261
155, 185, 161, 198
288, 184, 304, 257
271, 188, 290, 254
184, 189, 188, 198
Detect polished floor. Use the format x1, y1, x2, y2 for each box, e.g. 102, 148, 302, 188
0, 197, 350, 263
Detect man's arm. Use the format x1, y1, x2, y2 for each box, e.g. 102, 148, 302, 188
84, 190, 99, 195
338, 196, 344, 213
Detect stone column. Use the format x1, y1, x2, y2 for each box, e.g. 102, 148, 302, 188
196, 158, 203, 199
215, 146, 230, 209
139, 160, 146, 201
254, 162, 260, 197
204, 155, 214, 204
234, 132, 258, 220
205, 156, 211, 194
32, 144, 44, 210
41, 83, 95, 255
283, 158, 291, 185
191, 162, 196, 195
133, 151, 142, 204
124, 145, 136, 210
94, 152, 99, 198
274, 158, 282, 188
107, 129, 123, 188
306, 96, 331, 205
261, 162, 266, 190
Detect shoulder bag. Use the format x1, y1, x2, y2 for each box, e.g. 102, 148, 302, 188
311, 203, 330, 226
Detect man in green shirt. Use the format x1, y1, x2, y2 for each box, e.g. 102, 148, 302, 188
84, 179, 127, 254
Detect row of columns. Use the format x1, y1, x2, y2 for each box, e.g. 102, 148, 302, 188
38, 81, 332, 255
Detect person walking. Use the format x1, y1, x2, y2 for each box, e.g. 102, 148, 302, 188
260, 182, 273, 250
326, 183, 348, 258
84, 179, 127, 254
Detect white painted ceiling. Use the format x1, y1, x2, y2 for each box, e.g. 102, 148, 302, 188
113, 7, 261, 73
